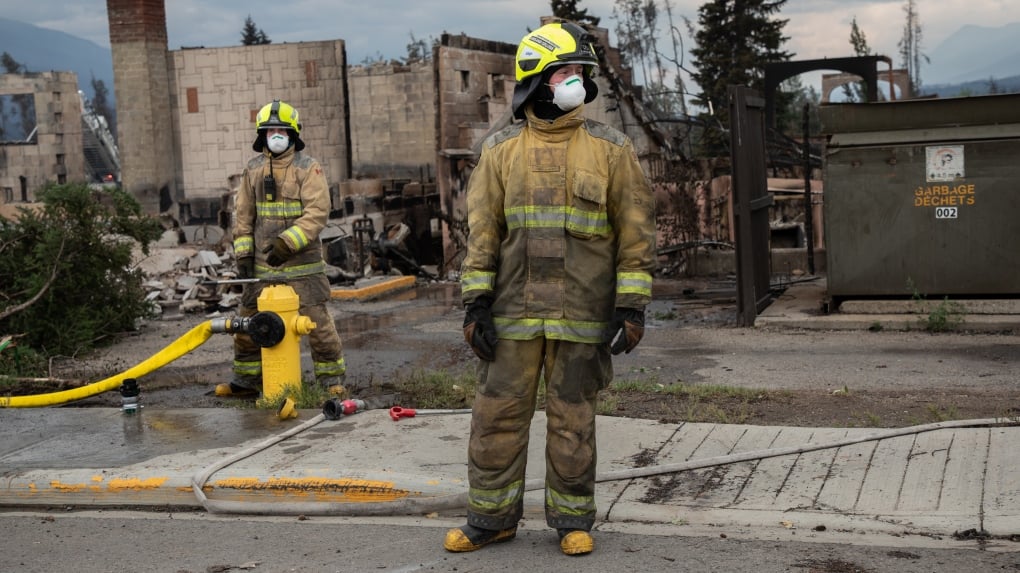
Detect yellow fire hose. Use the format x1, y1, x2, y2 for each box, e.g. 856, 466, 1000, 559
0, 320, 215, 408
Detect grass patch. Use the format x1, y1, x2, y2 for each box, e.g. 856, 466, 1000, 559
394, 369, 476, 409
607, 379, 766, 401
597, 378, 775, 424
908, 279, 965, 332
255, 380, 330, 411
864, 412, 882, 426
254, 369, 480, 412
651, 309, 678, 320
923, 297, 965, 332
924, 403, 960, 422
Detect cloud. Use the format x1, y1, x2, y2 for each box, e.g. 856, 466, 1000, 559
19, 0, 1020, 90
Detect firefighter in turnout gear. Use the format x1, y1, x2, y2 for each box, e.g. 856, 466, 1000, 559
215, 99, 347, 399
444, 22, 656, 556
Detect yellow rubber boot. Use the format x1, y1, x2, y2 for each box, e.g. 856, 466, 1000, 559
319, 375, 347, 398
214, 382, 259, 398
443, 525, 517, 552
559, 530, 594, 555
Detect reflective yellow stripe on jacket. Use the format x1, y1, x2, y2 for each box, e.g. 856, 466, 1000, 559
255, 261, 326, 280
617, 271, 652, 298
493, 317, 607, 344
257, 200, 304, 219
504, 205, 610, 236
461, 270, 496, 296
234, 236, 254, 257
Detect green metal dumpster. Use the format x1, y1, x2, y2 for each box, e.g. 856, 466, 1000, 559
820, 93, 1020, 301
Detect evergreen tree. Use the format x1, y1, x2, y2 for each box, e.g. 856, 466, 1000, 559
841, 17, 872, 102
689, 0, 793, 154
1, 51, 25, 73
777, 75, 820, 136
241, 15, 271, 45
551, 0, 601, 26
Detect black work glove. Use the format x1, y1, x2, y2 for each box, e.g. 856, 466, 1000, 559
236, 255, 255, 279
463, 297, 498, 361
609, 307, 645, 355
263, 237, 293, 267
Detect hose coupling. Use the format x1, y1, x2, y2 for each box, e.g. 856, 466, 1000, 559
209, 312, 286, 348
323, 398, 367, 420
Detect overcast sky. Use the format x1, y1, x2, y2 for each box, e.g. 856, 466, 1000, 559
19, 0, 1020, 90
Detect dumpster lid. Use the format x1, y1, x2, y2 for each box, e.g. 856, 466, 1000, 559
819, 93, 1020, 136
829, 123, 1020, 147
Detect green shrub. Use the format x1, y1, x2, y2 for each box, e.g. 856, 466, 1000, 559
0, 183, 162, 374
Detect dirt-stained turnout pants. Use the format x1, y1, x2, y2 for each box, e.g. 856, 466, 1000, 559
466, 337, 612, 532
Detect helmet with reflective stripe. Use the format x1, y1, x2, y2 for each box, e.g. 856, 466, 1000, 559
514, 21, 598, 82
253, 99, 305, 152
511, 21, 600, 120
256, 99, 301, 133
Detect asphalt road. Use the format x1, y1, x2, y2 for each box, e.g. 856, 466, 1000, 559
2, 511, 1017, 573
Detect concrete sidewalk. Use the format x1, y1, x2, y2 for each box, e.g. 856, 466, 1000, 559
757, 278, 1020, 332
3, 407, 1018, 548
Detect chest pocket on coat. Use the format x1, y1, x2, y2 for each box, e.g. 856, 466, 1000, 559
566, 168, 610, 239
280, 168, 302, 202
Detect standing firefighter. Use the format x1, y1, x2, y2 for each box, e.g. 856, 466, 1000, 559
446, 22, 656, 556
215, 99, 347, 398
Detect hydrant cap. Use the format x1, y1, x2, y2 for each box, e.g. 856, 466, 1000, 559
257, 284, 301, 313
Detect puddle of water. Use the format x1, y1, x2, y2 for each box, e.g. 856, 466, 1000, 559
337, 284, 461, 344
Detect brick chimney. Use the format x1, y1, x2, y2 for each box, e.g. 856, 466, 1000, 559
106, 0, 178, 216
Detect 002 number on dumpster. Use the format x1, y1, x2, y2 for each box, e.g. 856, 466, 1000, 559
935, 207, 958, 219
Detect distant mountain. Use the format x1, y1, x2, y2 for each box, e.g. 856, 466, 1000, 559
924, 74, 1020, 98
924, 22, 1020, 86
0, 17, 113, 106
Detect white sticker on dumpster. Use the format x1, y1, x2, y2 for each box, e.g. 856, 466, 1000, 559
926, 145, 964, 182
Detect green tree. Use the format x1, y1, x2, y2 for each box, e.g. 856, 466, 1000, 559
551, 0, 601, 26
777, 75, 820, 136
0, 183, 163, 369
841, 17, 872, 102
689, 0, 793, 154
241, 15, 271, 45
0, 51, 25, 73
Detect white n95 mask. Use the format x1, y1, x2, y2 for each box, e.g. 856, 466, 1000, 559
552, 75, 586, 111
267, 133, 290, 154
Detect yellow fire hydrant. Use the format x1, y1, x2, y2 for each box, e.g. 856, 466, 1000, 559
257, 285, 315, 406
